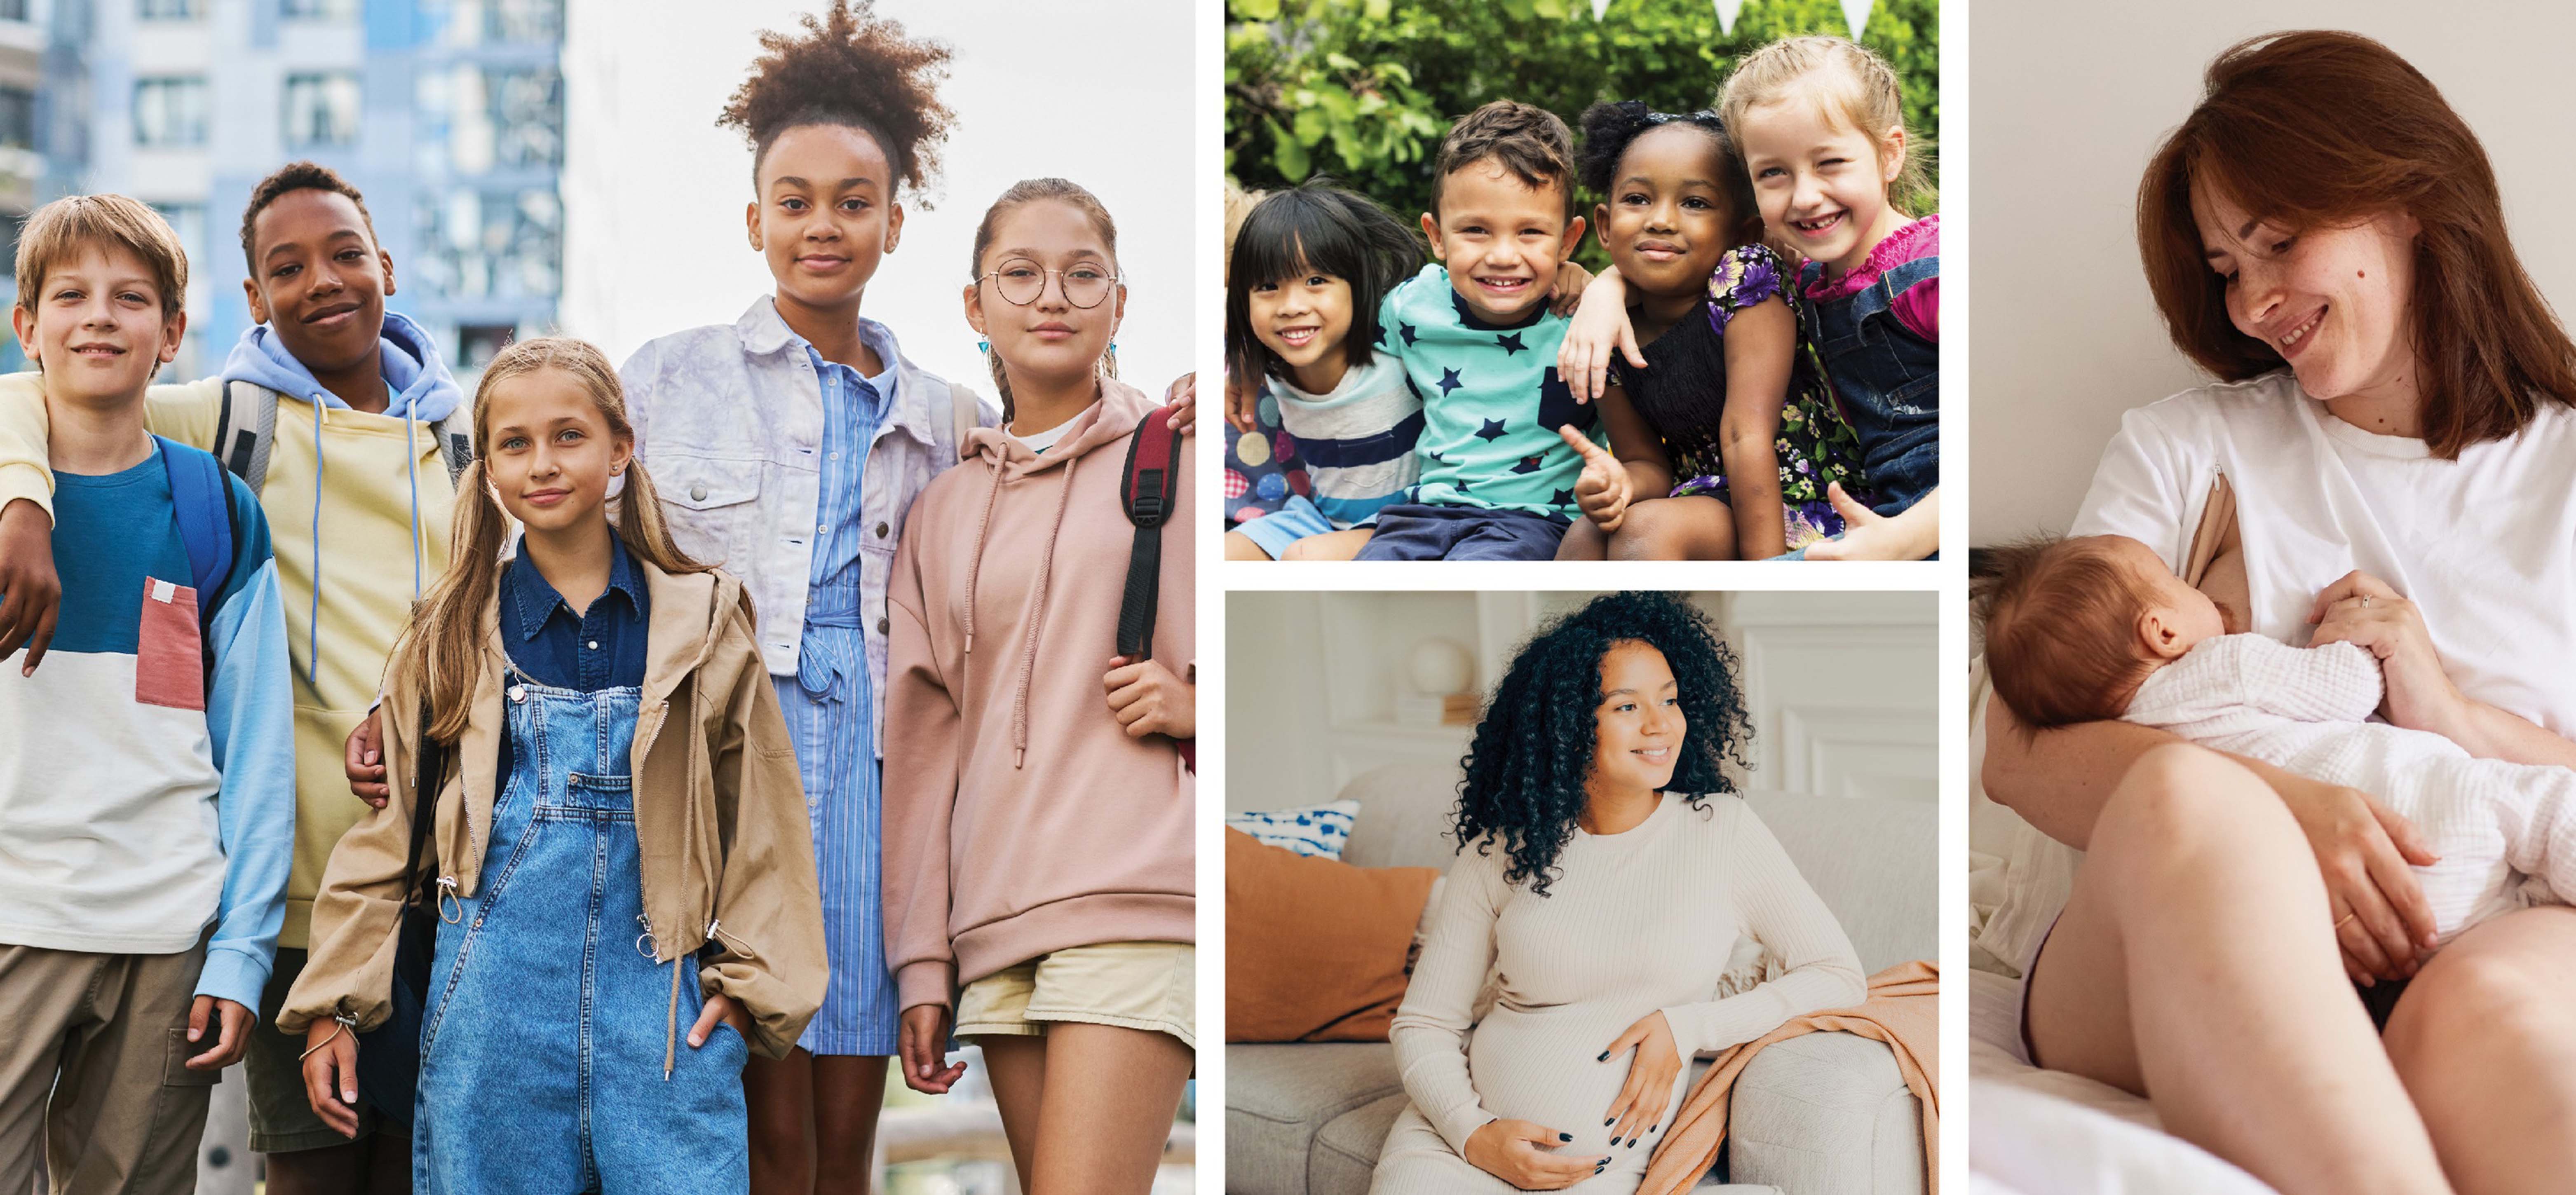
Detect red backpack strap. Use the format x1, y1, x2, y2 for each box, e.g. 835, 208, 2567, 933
1117, 403, 1193, 771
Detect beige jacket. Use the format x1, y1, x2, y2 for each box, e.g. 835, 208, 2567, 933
281, 562, 826, 1059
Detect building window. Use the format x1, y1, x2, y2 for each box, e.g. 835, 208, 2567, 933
282, 0, 359, 17
138, 0, 200, 18
418, 188, 560, 300
0, 88, 31, 150
424, 65, 562, 173
458, 324, 516, 370
134, 78, 209, 148
282, 73, 361, 148
150, 203, 205, 264
445, 0, 562, 45
0, 0, 30, 22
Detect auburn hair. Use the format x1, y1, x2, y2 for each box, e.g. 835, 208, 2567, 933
1976, 535, 2164, 731
2137, 30, 2576, 459
392, 337, 720, 742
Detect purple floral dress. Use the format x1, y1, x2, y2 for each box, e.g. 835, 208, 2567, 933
1612, 243, 1874, 548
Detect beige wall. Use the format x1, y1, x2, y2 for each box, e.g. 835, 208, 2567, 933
1969, 0, 2576, 542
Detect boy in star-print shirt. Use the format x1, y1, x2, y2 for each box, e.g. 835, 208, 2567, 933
1354, 100, 1605, 561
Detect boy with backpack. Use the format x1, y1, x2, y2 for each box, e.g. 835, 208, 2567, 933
0, 162, 462, 1190
0, 194, 293, 1193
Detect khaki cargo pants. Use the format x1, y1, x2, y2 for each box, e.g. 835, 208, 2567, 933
0, 939, 214, 1195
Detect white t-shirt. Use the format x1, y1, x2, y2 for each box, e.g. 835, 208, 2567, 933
1009, 417, 1075, 455
1982, 369, 2576, 968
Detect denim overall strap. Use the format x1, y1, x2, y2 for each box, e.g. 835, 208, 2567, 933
414, 673, 750, 1194
1805, 254, 1940, 516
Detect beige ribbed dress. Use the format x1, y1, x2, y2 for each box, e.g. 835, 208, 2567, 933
1370, 794, 1867, 1193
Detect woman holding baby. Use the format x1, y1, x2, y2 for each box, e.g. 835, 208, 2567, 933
1982, 30, 2576, 1195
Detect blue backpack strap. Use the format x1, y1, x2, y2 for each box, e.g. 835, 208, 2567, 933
157, 436, 235, 629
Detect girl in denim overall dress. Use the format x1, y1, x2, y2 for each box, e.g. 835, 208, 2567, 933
283, 337, 826, 1194
1724, 35, 1940, 560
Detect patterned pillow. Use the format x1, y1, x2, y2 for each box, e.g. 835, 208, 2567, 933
1226, 799, 1360, 860
1224, 376, 1311, 526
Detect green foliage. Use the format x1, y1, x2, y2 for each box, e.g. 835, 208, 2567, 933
1227, 0, 1939, 268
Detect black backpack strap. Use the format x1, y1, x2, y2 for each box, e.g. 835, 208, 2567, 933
398, 704, 443, 910
1116, 403, 1184, 661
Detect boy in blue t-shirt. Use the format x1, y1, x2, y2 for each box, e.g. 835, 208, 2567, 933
1355, 99, 1601, 561
0, 195, 292, 1194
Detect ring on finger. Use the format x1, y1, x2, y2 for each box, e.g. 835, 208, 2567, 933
2360, 594, 2373, 609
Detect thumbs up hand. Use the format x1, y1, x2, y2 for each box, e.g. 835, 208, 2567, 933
1560, 425, 1633, 533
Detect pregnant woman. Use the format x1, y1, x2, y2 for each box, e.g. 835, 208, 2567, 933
1985, 31, 2576, 1195
1370, 592, 1864, 1193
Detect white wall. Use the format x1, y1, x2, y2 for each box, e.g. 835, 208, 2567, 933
559, 0, 1196, 392
1224, 590, 1936, 813
1969, 0, 2576, 542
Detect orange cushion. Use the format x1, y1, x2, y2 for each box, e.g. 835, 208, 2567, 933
1225, 828, 1438, 1043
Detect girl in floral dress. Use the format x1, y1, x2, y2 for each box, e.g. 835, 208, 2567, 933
1553, 101, 1870, 560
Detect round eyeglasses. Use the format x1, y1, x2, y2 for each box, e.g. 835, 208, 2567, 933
978, 258, 1120, 309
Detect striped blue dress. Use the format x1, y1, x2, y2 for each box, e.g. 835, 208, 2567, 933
778, 330, 900, 1056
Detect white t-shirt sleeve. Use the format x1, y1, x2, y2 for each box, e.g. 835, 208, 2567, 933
2069, 402, 2204, 574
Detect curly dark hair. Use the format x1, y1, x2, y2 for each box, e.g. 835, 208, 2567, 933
1454, 592, 1755, 896
717, 0, 955, 203
1575, 101, 1760, 247
239, 161, 376, 274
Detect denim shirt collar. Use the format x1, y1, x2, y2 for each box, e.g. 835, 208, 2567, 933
505, 533, 647, 642
734, 295, 935, 447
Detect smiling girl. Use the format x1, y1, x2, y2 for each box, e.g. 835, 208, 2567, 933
285, 338, 824, 1194
883, 178, 1197, 1195
1551, 101, 1871, 561
610, 5, 981, 1186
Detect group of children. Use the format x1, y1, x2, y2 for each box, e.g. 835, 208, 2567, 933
1221, 33, 1942, 562
0, 3, 1196, 1194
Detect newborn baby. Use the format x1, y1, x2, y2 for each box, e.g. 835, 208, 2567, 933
1983, 533, 2571, 943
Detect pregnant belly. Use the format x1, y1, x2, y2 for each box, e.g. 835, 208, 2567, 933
1468, 1004, 1695, 1154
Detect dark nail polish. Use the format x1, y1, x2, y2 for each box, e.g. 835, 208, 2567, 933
1608, 1136, 1621, 1146
1596, 1050, 1609, 1061
1627, 1139, 1637, 1148
1558, 1133, 1572, 1142
1604, 1118, 1614, 1126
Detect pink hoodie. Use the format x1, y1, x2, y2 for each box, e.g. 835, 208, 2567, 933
881, 377, 1196, 1013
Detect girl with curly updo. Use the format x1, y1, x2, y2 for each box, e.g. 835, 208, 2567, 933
611, 2, 982, 1188
1372, 592, 1863, 1193
1553, 102, 1871, 562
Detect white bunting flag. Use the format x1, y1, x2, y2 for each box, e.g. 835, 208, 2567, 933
1593, 0, 1613, 17
1842, 0, 1873, 39
1713, 0, 1742, 34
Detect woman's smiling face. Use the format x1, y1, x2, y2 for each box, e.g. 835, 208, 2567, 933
1591, 640, 1686, 797
2195, 181, 2421, 406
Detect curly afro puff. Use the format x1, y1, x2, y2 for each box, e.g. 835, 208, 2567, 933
718, 0, 955, 202
1576, 100, 1759, 243
1453, 591, 1755, 896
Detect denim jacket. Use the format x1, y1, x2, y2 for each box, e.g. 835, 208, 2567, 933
619, 297, 992, 751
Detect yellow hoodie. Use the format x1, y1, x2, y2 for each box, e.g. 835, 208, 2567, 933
0, 376, 455, 947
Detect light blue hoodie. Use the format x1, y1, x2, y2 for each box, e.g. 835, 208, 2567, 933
217, 309, 463, 423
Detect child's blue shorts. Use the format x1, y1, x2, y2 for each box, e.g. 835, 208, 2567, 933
1234, 494, 1337, 558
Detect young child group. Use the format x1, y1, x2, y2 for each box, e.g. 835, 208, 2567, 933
1222, 33, 1941, 562
0, 4, 1196, 1194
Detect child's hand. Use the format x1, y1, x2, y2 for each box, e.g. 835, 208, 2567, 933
1105, 656, 1195, 740
1548, 260, 1596, 317
0, 498, 60, 675
301, 1017, 361, 1138
898, 1003, 968, 1094
1558, 269, 1645, 405
347, 708, 389, 809
185, 996, 253, 1071
1225, 372, 1262, 434
1801, 483, 1933, 561
688, 992, 755, 1048
1560, 427, 1633, 532
1163, 372, 1196, 436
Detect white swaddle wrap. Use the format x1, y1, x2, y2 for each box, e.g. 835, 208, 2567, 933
2124, 634, 2571, 941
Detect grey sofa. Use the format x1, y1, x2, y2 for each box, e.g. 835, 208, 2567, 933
1227, 762, 1935, 1195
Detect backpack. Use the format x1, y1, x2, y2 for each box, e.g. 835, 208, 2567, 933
211, 379, 472, 494
1116, 403, 1192, 772
157, 435, 235, 644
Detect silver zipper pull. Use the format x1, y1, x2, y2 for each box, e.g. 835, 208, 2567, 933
436, 876, 464, 924
636, 913, 659, 958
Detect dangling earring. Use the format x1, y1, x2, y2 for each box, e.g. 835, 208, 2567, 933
977, 339, 989, 353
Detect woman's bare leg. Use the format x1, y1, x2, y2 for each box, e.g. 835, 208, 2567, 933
811, 1055, 890, 1195
1604, 496, 1736, 561
745, 1047, 817, 1192
2025, 744, 2451, 1195
972, 1028, 1190, 1195
2384, 904, 2576, 1194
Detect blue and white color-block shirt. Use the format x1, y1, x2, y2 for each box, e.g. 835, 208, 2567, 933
1267, 351, 1421, 529
0, 439, 293, 1009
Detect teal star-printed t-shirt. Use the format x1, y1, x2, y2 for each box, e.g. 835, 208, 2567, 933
1376, 264, 1601, 518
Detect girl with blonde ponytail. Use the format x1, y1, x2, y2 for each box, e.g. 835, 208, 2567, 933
283, 336, 827, 1193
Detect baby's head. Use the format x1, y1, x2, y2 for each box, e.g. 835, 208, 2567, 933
1980, 534, 2230, 729
1424, 100, 1583, 326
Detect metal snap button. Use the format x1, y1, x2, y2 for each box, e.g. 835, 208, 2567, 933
690, 483, 708, 501
875, 521, 890, 537
876, 617, 889, 635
